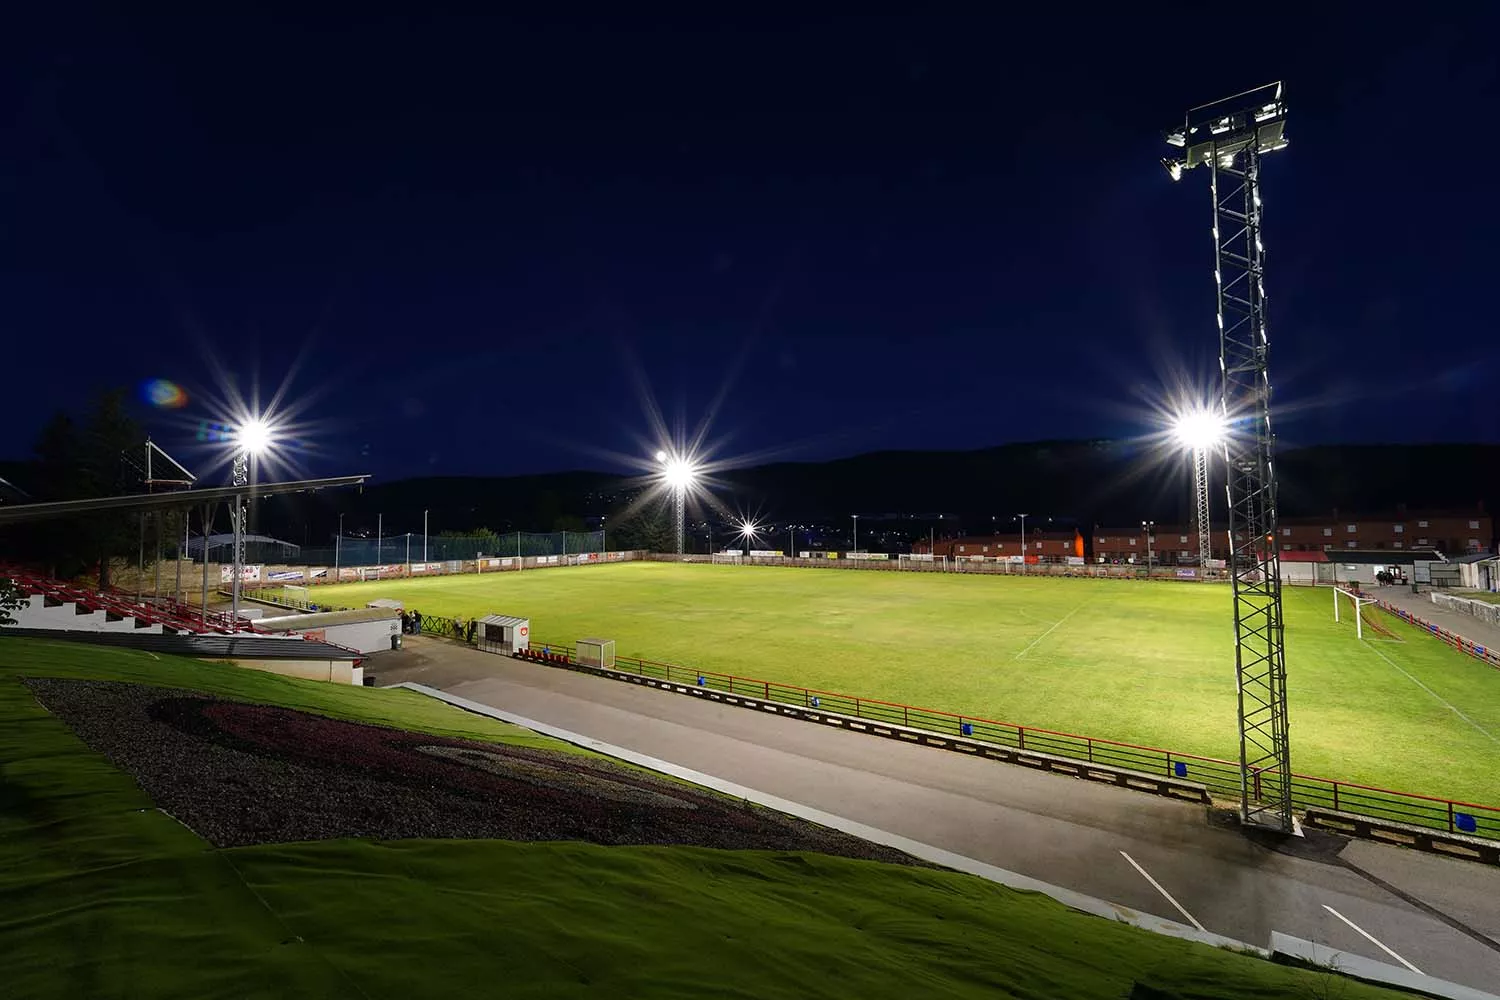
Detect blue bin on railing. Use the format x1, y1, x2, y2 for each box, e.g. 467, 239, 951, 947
697, 675, 705, 687
810, 695, 820, 709
1456, 813, 1478, 834
1174, 762, 1188, 778
960, 722, 973, 737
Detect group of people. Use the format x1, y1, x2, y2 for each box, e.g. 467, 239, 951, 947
398, 608, 477, 643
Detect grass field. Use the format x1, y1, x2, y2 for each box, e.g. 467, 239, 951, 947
311, 564, 1500, 803
1, 636, 1419, 999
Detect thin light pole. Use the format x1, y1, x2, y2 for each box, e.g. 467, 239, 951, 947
230, 450, 248, 628
405, 532, 411, 569
200, 504, 210, 625
852, 514, 859, 554
176, 513, 186, 603
1142, 520, 1155, 572
423, 509, 429, 563
336, 513, 343, 575
1016, 513, 1029, 574
377, 513, 383, 579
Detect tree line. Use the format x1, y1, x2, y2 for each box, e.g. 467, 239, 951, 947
0, 389, 168, 587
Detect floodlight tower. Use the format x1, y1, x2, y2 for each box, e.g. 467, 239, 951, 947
656, 450, 692, 556
228, 419, 272, 628
1163, 83, 1293, 833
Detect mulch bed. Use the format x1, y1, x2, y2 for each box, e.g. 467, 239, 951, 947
23, 678, 919, 865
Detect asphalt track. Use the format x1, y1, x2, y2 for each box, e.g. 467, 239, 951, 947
376, 637, 1500, 992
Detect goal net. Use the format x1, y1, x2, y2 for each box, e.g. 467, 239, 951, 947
711, 552, 743, 565
1332, 586, 1378, 640
898, 554, 949, 572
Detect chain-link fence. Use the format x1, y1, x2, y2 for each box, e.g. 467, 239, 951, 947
288, 531, 604, 567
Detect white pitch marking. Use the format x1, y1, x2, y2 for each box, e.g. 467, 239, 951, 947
1322, 904, 1424, 975
1119, 851, 1206, 932
1362, 639, 1500, 745
1014, 604, 1083, 660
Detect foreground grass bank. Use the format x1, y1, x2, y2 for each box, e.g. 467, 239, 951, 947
313, 563, 1500, 801
1, 636, 1419, 1000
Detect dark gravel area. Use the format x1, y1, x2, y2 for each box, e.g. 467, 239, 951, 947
23, 677, 921, 865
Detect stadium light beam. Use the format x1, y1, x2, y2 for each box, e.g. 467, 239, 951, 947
656, 450, 698, 555
738, 518, 760, 556
229, 414, 280, 629
1172, 407, 1227, 573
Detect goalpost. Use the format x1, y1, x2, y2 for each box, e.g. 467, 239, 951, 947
282, 585, 310, 608
1333, 586, 1378, 640
898, 554, 950, 572
711, 552, 743, 565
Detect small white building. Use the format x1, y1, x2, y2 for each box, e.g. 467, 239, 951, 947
255, 607, 403, 654
1454, 552, 1499, 592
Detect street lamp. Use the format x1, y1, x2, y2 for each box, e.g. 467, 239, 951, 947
1142, 519, 1156, 571
230, 419, 274, 628
1172, 407, 1228, 573
1015, 513, 1029, 573
851, 514, 860, 554
656, 450, 697, 556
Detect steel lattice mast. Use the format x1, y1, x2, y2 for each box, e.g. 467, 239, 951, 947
1164, 83, 1293, 833
673, 483, 686, 556
1193, 446, 1212, 570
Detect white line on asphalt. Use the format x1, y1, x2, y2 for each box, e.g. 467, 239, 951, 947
1118, 851, 1205, 932
1322, 904, 1424, 976
1014, 604, 1083, 660
1362, 640, 1500, 745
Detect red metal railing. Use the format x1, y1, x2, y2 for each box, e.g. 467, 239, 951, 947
1372, 598, 1500, 669
519, 638, 1500, 842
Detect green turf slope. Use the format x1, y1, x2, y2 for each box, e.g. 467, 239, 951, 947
1, 636, 1420, 999
311, 563, 1500, 802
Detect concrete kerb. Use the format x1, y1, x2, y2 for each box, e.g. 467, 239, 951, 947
1305, 808, 1500, 866
392, 681, 1499, 1000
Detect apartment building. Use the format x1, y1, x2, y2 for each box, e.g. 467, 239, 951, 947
1277, 508, 1492, 556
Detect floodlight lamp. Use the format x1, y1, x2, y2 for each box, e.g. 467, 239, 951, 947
654, 450, 668, 463
1162, 158, 1184, 182
237, 419, 273, 455
662, 457, 696, 490
738, 520, 757, 539
1172, 408, 1227, 450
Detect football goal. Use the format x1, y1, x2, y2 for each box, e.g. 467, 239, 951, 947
897, 553, 950, 572
282, 584, 311, 607
711, 552, 744, 565
1333, 586, 1378, 639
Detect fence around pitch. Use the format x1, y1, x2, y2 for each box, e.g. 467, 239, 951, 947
1373, 598, 1500, 669
549, 645, 1499, 842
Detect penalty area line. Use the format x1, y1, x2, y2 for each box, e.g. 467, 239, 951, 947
1014, 604, 1083, 660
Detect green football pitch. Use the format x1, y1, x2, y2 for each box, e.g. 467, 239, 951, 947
312, 563, 1500, 804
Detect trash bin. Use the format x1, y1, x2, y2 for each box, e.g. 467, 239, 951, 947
390, 633, 402, 651
1411, 582, 1419, 594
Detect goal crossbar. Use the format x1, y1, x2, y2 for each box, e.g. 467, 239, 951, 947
1333, 586, 1378, 640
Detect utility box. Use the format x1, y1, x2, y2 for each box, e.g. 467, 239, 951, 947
576, 638, 616, 669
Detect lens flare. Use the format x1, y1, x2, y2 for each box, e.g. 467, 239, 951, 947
142, 378, 189, 409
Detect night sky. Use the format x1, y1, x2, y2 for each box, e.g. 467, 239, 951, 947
5, 10, 1497, 484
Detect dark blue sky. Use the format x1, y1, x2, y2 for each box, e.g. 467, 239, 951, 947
5, 10, 1497, 483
